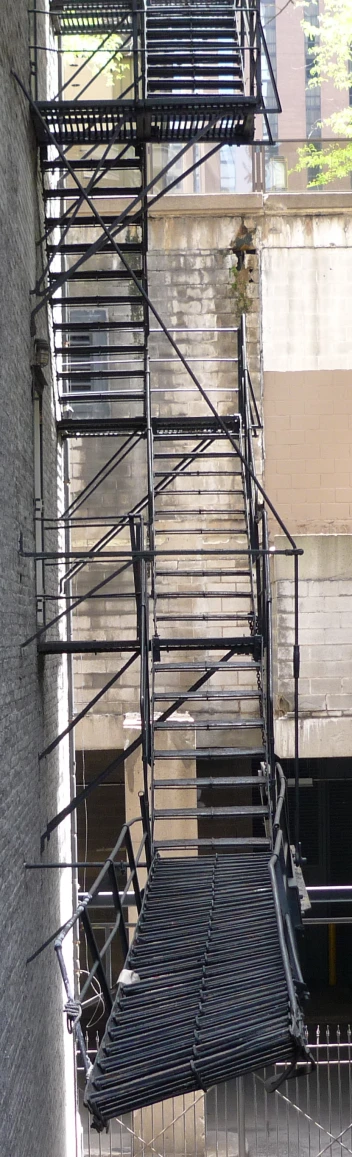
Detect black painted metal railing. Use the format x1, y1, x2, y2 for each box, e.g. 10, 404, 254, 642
237, 314, 303, 862
55, 809, 151, 1077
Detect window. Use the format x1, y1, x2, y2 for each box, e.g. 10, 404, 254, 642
65, 306, 110, 417
220, 145, 236, 192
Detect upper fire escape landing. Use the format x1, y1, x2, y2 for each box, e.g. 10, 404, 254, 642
33, 0, 280, 146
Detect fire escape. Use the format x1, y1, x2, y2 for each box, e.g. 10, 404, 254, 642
21, 0, 314, 1136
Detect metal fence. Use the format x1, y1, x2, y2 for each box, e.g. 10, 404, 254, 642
78, 1025, 352, 1157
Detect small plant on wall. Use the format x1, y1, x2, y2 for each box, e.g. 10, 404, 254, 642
229, 220, 257, 318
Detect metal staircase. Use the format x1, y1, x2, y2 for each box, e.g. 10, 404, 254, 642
84, 847, 305, 1123
23, 0, 313, 1139
150, 414, 267, 852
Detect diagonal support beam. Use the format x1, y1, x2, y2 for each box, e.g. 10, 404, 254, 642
62, 436, 215, 589
22, 558, 133, 648
41, 648, 240, 846
39, 650, 138, 759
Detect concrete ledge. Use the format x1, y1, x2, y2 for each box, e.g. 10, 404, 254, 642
275, 715, 352, 759
148, 192, 352, 218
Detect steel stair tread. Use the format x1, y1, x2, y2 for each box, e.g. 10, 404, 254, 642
155, 837, 271, 847
153, 691, 260, 700
155, 591, 252, 599
154, 661, 261, 670
157, 616, 252, 624
154, 718, 264, 729
153, 636, 262, 651
153, 806, 268, 818
153, 776, 267, 787
153, 747, 266, 759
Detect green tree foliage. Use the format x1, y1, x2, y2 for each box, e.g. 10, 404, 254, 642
64, 34, 128, 87
295, 0, 352, 185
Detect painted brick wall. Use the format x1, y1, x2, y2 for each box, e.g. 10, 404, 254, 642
0, 5, 75, 1156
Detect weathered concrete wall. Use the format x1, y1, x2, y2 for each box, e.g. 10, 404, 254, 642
262, 211, 352, 535
272, 535, 352, 759
258, 199, 352, 757
0, 5, 75, 1156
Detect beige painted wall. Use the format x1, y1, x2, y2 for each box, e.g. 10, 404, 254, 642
264, 369, 352, 534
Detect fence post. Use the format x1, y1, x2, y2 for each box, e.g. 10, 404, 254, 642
237, 1077, 246, 1157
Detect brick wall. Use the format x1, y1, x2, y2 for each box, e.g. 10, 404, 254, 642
0, 5, 75, 1156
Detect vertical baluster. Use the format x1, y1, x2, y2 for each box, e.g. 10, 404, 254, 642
327, 1026, 332, 1157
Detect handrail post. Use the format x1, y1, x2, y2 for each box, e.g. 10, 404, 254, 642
140, 790, 152, 870
293, 551, 300, 862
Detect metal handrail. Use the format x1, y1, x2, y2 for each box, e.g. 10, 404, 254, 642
55, 808, 151, 1077
237, 315, 302, 861
267, 764, 314, 1084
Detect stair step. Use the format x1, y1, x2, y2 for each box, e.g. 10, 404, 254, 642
154, 806, 268, 819
154, 509, 245, 516
156, 592, 252, 599
156, 570, 251, 578
153, 776, 267, 788
50, 295, 144, 307
154, 747, 266, 759
153, 636, 261, 652
154, 528, 247, 535
44, 186, 142, 200
50, 268, 143, 284
53, 320, 146, 333
154, 470, 242, 477
154, 691, 260, 701
154, 719, 264, 730
155, 661, 260, 671
157, 613, 252, 621
155, 837, 271, 848
59, 369, 145, 381
46, 214, 143, 229
155, 489, 244, 496
43, 159, 143, 172
55, 344, 145, 357
153, 453, 241, 459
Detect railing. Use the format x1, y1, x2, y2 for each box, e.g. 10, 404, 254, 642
29, 0, 280, 134
149, 139, 352, 196
268, 764, 311, 1083
237, 314, 303, 860
55, 809, 151, 1077
77, 1024, 352, 1157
